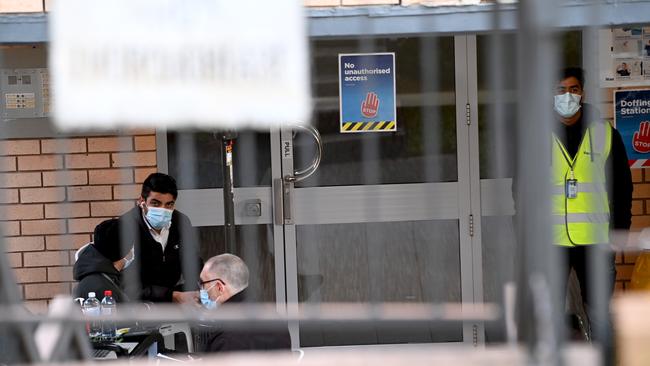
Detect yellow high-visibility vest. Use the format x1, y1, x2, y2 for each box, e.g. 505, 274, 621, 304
552, 121, 612, 246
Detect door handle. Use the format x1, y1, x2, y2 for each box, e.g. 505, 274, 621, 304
284, 125, 322, 183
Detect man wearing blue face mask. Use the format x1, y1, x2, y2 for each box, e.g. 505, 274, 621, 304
113, 172, 202, 304
194, 254, 291, 352
552, 67, 632, 344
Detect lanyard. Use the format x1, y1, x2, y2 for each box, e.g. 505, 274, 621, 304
554, 138, 576, 179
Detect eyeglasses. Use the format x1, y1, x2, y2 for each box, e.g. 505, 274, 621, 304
198, 278, 223, 290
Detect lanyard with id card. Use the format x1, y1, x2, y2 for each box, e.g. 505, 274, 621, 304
556, 139, 578, 199
566, 175, 578, 199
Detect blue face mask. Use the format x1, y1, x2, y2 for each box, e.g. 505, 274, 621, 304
145, 207, 173, 230
200, 289, 219, 310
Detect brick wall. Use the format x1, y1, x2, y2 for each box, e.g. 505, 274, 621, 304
1, 132, 157, 313
0, 0, 494, 13
599, 88, 650, 292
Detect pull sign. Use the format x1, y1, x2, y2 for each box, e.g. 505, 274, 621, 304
283, 139, 293, 159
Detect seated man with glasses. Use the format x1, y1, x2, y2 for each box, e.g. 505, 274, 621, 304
194, 254, 291, 352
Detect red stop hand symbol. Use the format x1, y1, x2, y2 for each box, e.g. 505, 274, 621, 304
361, 92, 379, 118
633, 121, 650, 153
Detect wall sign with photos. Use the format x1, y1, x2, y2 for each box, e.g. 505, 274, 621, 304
599, 26, 650, 88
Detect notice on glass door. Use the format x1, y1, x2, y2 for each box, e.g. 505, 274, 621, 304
339, 53, 396, 133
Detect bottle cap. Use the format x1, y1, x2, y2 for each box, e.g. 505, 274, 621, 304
104, 290, 112, 296
88, 292, 96, 298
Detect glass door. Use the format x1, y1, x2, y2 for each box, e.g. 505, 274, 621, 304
475, 31, 583, 342
280, 35, 482, 347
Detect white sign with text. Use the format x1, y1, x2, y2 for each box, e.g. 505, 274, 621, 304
50, 0, 310, 129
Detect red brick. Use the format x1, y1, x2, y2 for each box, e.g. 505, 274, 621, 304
0, 172, 41, 188
126, 128, 156, 135
23, 251, 69, 267
0, 189, 19, 204
17, 155, 63, 171
13, 268, 46, 283
23, 300, 48, 314
633, 184, 650, 199
88, 136, 133, 152
624, 251, 640, 264
67, 186, 112, 201
111, 152, 156, 168
0, 204, 43, 220
44, 202, 89, 218
0, 157, 16, 172
0, 1, 44, 13
5, 252, 22, 267
631, 216, 650, 231
113, 184, 141, 200
90, 201, 135, 217
615, 252, 623, 264
68, 250, 77, 264
21, 219, 66, 235
24, 282, 69, 300
46, 234, 91, 250
0, 221, 20, 236
4, 236, 45, 252
135, 168, 157, 183
64, 153, 110, 169
48, 266, 73, 282
0, 140, 39, 156
616, 264, 634, 281
88, 169, 133, 185
68, 217, 108, 234
615, 281, 624, 292
134, 135, 156, 151
632, 169, 644, 183
41, 139, 86, 154
20, 187, 65, 203
632, 200, 645, 216
43, 170, 88, 186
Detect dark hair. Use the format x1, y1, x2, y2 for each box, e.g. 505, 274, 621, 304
141, 173, 178, 200
561, 67, 585, 89
93, 218, 125, 262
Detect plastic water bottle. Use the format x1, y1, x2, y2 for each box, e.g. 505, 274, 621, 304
82, 292, 101, 339
100, 290, 117, 341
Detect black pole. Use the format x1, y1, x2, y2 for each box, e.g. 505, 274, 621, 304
221, 131, 237, 254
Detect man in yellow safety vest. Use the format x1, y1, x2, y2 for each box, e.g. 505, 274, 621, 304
552, 67, 632, 340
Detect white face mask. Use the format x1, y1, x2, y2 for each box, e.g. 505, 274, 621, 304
554, 92, 582, 118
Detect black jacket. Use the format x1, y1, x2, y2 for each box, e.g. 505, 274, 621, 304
73, 244, 128, 302
118, 207, 202, 303
194, 289, 292, 353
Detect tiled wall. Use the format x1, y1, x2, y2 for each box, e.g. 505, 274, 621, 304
1, 132, 157, 313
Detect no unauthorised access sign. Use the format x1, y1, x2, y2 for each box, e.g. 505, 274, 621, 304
339, 53, 396, 133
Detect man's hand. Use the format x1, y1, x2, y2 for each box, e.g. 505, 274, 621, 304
633, 121, 650, 153
172, 290, 199, 306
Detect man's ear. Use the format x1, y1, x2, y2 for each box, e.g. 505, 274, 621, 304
217, 280, 226, 293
